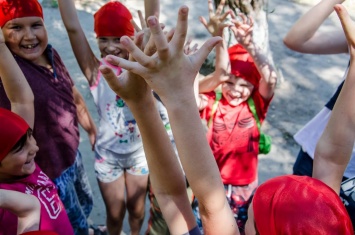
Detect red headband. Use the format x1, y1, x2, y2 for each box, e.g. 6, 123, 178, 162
0, 0, 43, 27
21, 231, 58, 235
94, 1, 134, 38
228, 44, 260, 88
253, 175, 353, 235
0, 108, 29, 161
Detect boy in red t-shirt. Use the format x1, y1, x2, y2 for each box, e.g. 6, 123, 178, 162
194, 3, 278, 232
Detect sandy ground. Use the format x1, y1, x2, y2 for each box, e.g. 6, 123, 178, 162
43, 0, 351, 234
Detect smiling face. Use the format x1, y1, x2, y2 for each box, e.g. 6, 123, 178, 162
221, 75, 254, 106
0, 130, 39, 181
97, 36, 129, 59
2, 16, 48, 64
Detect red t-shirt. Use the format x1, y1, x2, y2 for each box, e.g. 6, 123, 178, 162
200, 91, 271, 185
0, 164, 74, 235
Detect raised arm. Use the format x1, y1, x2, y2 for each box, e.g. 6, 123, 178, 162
145, 0, 160, 20
198, 0, 231, 94
283, 0, 348, 54
101, 6, 239, 234
58, 0, 99, 85
313, 4, 355, 193
231, 15, 277, 100
0, 30, 34, 128
0, 189, 41, 234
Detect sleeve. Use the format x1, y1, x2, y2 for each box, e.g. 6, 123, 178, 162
252, 90, 273, 124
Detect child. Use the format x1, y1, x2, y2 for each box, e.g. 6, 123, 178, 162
0, 0, 95, 234
283, 0, 355, 228
102, 3, 353, 234
0, 26, 73, 234
99, 5, 238, 234
57, 1, 168, 234
194, 1, 278, 232
246, 5, 355, 233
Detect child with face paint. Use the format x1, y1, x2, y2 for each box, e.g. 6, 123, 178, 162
58, 1, 168, 234
0, 0, 96, 234
0, 26, 72, 235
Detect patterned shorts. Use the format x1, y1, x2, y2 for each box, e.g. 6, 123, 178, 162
94, 146, 149, 183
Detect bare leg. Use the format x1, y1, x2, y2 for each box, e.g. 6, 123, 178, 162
97, 175, 126, 235
125, 172, 149, 235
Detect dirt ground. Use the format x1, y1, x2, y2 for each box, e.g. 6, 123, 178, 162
42, 0, 351, 233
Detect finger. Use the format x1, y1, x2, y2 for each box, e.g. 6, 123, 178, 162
220, 10, 231, 22
208, 0, 214, 16
166, 28, 175, 42
334, 4, 355, 45
147, 15, 169, 60
248, 16, 254, 27
190, 36, 222, 69
172, 6, 189, 51
216, 0, 225, 15
131, 19, 142, 33
144, 33, 157, 56
191, 43, 198, 53
199, 16, 208, 29
99, 65, 122, 93
118, 36, 156, 68
133, 31, 144, 57
138, 10, 147, 29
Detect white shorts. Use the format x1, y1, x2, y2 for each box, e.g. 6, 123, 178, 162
94, 146, 149, 183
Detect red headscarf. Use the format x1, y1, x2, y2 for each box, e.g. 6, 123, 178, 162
0, 0, 43, 27
0, 108, 29, 161
94, 1, 134, 38
21, 231, 58, 235
228, 44, 260, 88
253, 175, 353, 235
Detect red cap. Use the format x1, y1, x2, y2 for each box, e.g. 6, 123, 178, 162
0, 108, 29, 161
94, 1, 134, 38
0, 0, 43, 27
20, 231, 58, 235
253, 175, 354, 235
228, 44, 260, 88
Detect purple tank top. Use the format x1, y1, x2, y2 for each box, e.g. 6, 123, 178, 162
0, 45, 79, 179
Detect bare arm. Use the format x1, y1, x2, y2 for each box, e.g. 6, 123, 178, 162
231, 15, 277, 100
102, 6, 239, 234
145, 0, 159, 19
0, 31, 34, 128
313, 4, 355, 193
283, 0, 348, 54
0, 189, 40, 234
100, 64, 196, 234
198, 0, 231, 94
58, 0, 99, 85
72, 87, 97, 150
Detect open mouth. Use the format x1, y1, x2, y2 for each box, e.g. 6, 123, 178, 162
25, 158, 34, 164
21, 43, 39, 49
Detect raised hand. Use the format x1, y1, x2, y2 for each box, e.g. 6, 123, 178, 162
230, 13, 254, 47
334, 4, 355, 57
100, 6, 222, 107
183, 38, 198, 55
199, 0, 231, 37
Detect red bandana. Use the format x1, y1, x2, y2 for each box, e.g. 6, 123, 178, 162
0, 0, 43, 27
253, 175, 353, 234
21, 231, 58, 235
0, 108, 29, 161
228, 44, 260, 88
94, 1, 134, 38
